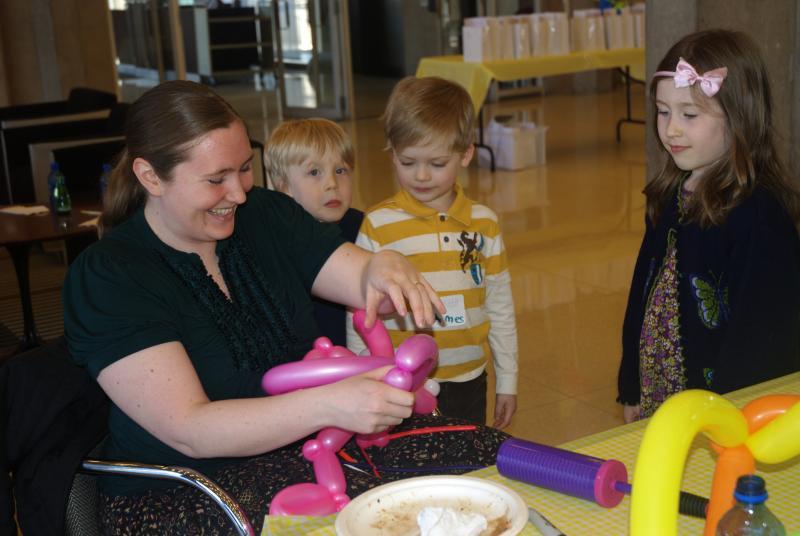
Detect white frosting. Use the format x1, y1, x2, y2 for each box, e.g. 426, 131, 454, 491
417, 506, 488, 536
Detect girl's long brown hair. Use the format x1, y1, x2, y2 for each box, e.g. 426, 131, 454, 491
101, 80, 242, 232
646, 29, 800, 227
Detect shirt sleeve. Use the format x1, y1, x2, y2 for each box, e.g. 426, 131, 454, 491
345, 216, 378, 355
239, 188, 345, 291
62, 244, 181, 378
483, 227, 518, 395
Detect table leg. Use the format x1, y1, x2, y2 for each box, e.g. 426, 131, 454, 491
7, 243, 43, 353
475, 107, 496, 172
616, 66, 646, 142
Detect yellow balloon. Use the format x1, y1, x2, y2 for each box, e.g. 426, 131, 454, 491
630, 390, 748, 536
746, 402, 800, 464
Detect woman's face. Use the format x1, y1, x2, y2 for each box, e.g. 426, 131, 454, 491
146, 121, 254, 254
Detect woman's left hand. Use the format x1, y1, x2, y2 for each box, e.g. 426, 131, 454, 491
313, 244, 445, 329
362, 250, 444, 328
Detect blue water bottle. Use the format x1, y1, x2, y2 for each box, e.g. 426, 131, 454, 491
716, 475, 786, 535
47, 162, 64, 209
99, 163, 112, 201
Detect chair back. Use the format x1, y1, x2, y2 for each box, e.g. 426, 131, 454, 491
65, 440, 105, 536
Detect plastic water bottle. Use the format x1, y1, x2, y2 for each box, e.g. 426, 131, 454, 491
51, 171, 72, 215
47, 162, 64, 210
99, 163, 112, 201
716, 475, 786, 536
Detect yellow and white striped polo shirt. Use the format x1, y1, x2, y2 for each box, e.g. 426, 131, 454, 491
346, 184, 518, 394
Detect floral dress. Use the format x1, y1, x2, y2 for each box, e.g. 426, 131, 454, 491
637, 189, 691, 418
638, 227, 687, 418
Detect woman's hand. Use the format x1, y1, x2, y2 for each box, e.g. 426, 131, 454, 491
362, 250, 444, 329
313, 244, 445, 329
623, 404, 641, 423
319, 366, 415, 434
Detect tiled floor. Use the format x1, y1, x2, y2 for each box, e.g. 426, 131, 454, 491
1, 79, 648, 447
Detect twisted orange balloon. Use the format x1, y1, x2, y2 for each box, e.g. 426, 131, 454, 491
629, 390, 800, 536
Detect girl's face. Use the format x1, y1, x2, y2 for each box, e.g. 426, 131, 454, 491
143, 121, 254, 254
281, 149, 353, 223
655, 79, 730, 188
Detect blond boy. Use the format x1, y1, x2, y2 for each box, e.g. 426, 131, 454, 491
266, 118, 363, 346
346, 77, 518, 428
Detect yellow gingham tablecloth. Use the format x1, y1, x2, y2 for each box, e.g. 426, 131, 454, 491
263, 373, 799, 535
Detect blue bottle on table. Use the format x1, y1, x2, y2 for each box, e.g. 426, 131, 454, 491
47, 162, 64, 210
99, 163, 112, 201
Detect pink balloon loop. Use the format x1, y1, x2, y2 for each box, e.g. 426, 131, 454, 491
265, 311, 439, 516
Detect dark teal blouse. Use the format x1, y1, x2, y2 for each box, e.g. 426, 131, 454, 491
63, 187, 344, 495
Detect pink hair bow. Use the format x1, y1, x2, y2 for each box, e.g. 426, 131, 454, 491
654, 57, 728, 97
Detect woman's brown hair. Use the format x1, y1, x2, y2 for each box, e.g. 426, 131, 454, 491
101, 80, 243, 232
646, 29, 800, 227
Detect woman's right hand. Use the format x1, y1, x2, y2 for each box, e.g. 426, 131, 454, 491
319, 365, 415, 434
623, 404, 641, 423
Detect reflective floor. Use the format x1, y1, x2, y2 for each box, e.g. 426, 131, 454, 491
0, 81, 648, 445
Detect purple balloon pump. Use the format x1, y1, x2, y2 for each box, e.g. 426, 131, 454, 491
497, 438, 628, 507
496, 438, 709, 518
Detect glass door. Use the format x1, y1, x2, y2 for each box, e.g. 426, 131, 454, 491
271, 0, 353, 119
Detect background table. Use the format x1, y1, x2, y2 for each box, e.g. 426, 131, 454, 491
416, 48, 646, 170
262, 372, 799, 535
0, 205, 98, 352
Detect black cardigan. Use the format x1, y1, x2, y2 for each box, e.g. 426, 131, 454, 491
618, 186, 800, 405
0, 338, 109, 536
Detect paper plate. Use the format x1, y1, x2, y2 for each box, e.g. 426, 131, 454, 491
334, 475, 528, 536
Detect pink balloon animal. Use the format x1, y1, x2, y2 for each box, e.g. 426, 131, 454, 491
262, 310, 439, 516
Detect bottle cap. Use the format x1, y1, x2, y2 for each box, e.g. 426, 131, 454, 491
50, 162, 60, 171
102, 163, 112, 172
733, 474, 768, 504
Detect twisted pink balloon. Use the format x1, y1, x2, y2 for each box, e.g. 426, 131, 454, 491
264, 310, 439, 516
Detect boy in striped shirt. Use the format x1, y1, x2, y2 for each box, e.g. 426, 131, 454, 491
346, 76, 518, 428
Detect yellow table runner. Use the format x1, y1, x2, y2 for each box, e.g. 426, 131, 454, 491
416, 48, 645, 112
263, 372, 799, 535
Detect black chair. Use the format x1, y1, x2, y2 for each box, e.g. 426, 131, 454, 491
0, 89, 119, 204
1, 338, 254, 536
0, 87, 116, 123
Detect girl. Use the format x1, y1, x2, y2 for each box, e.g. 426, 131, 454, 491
617, 29, 800, 422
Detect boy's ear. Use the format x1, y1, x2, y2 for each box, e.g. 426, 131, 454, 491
132, 157, 164, 197
460, 144, 475, 167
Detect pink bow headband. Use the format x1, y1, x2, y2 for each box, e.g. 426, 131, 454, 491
654, 57, 728, 97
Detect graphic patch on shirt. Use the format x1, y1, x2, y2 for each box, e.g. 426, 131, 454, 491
690, 272, 729, 329
457, 231, 484, 285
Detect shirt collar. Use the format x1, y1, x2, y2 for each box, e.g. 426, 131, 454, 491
392, 183, 472, 225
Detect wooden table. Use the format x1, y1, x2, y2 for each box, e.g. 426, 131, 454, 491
262, 372, 800, 535
0, 205, 98, 353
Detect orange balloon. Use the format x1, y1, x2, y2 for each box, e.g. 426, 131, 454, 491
704, 445, 755, 536
705, 394, 799, 536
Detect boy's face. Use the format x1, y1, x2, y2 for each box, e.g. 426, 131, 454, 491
392, 141, 474, 212
280, 149, 353, 223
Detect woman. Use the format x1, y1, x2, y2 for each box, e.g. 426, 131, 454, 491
62, 81, 507, 534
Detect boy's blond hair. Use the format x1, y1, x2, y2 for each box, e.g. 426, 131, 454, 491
265, 118, 355, 191
383, 76, 474, 153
